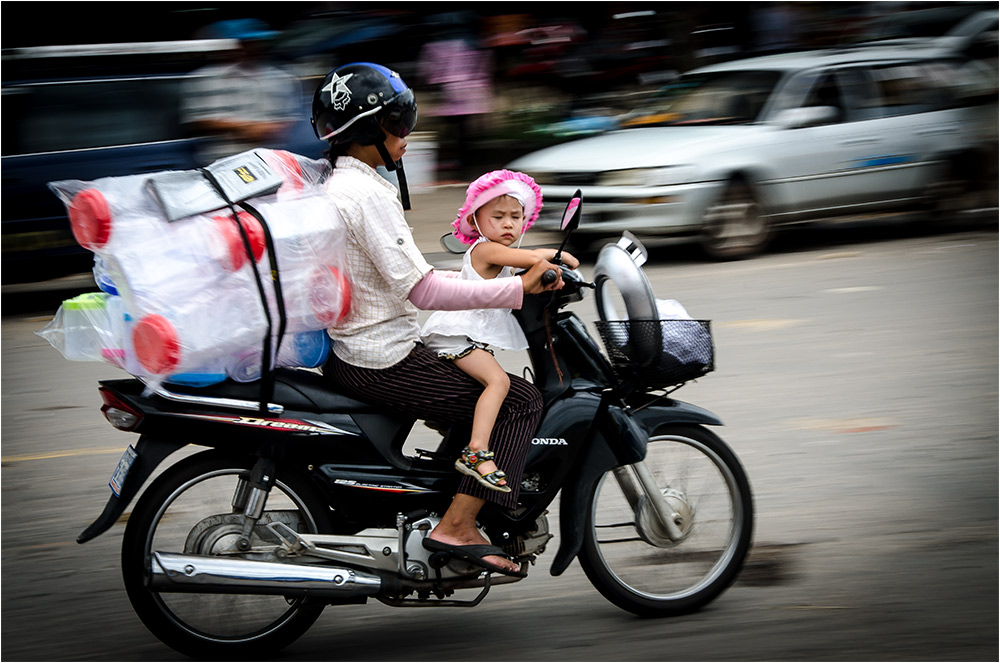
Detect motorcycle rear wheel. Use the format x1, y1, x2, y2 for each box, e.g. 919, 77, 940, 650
121, 450, 331, 657
579, 424, 753, 617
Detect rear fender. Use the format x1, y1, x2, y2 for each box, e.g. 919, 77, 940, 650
77, 436, 185, 544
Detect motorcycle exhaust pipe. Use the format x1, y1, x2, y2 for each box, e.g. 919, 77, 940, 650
149, 551, 382, 598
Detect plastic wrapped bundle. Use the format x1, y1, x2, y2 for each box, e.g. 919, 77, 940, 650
41, 149, 349, 384
249, 193, 352, 331
51, 172, 178, 251
222, 329, 331, 384
165, 329, 332, 387
37, 292, 335, 389
258, 149, 331, 196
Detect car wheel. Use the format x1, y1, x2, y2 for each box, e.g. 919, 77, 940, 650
922, 157, 985, 227
699, 181, 771, 260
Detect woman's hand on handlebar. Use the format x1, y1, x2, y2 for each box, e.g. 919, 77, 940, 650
520, 260, 564, 294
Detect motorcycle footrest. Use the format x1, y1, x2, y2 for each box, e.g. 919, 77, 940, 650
428, 551, 452, 569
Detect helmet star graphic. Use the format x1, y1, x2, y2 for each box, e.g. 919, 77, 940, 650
322, 72, 354, 111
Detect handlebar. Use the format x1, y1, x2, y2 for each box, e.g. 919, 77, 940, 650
541, 269, 559, 286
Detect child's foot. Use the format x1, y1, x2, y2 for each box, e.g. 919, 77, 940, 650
455, 446, 511, 493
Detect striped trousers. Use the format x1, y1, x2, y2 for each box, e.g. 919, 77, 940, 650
323, 344, 542, 509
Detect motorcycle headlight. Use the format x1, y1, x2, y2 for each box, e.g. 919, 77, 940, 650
598, 166, 698, 187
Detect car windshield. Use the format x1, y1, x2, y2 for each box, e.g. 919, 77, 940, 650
635, 70, 781, 126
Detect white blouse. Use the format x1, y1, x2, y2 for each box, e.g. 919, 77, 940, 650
420, 237, 528, 352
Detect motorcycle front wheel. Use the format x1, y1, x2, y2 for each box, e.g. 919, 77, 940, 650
579, 424, 753, 617
121, 450, 332, 657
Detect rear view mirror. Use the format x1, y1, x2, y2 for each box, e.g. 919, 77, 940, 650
440, 233, 466, 254
561, 193, 582, 231
553, 190, 583, 263
772, 106, 839, 129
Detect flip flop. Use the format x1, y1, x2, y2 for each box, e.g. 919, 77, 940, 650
422, 537, 527, 578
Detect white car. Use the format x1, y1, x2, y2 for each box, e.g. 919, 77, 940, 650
508, 45, 997, 258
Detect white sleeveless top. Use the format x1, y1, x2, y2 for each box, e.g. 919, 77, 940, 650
419, 238, 529, 351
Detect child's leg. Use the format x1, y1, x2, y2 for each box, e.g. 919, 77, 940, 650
453, 349, 511, 481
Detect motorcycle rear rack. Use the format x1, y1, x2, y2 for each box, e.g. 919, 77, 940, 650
141, 379, 285, 415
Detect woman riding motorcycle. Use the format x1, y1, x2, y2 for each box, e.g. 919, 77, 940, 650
313, 62, 563, 576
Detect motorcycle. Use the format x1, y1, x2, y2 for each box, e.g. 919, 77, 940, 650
77, 193, 754, 657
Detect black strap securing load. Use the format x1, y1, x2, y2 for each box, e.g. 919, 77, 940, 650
198, 168, 286, 414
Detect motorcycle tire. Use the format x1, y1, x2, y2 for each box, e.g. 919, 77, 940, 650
121, 450, 332, 657
579, 424, 753, 617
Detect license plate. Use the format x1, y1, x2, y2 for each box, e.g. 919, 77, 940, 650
109, 445, 137, 497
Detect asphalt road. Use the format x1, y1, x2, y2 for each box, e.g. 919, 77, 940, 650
1, 211, 997, 661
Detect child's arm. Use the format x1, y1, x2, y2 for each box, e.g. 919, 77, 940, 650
529, 247, 580, 269
474, 243, 580, 274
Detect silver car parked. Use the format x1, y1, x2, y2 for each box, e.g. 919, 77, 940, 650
508, 45, 997, 258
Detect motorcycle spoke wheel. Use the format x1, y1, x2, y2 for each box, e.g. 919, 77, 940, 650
122, 452, 330, 657
580, 425, 753, 617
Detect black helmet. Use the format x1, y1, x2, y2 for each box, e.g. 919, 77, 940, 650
311, 62, 417, 146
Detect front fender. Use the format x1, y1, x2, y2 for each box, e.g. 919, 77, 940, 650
631, 398, 723, 433
77, 436, 185, 544
548, 397, 720, 575
550, 404, 646, 576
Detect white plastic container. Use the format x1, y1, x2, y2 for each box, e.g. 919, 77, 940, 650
58, 293, 112, 361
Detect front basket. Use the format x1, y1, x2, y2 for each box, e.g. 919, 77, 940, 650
595, 319, 714, 390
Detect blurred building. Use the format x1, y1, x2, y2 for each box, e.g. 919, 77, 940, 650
3, 1, 995, 176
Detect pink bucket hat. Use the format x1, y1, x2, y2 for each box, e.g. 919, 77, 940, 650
451, 170, 543, 245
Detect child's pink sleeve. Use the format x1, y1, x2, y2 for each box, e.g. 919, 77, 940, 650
408, 270, 523, 311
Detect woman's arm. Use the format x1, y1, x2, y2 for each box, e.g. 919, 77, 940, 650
408, 269, 522, 311
408, 261, 563, 311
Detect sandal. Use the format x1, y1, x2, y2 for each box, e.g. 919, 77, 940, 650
455, 446, 511, 493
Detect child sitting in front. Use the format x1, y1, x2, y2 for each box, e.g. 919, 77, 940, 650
420, 170, 579, 492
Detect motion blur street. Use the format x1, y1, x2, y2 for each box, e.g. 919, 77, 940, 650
3, 191, 997, 659
2, 2, 998, 661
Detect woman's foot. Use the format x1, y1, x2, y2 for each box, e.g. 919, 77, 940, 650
430, 494, 521, 575
427, 526, 520, 574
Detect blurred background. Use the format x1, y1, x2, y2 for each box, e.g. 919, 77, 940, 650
2, 5, 997, 660
2, 0, 997, 283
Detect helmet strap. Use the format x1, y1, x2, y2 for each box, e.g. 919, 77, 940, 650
375, 140, 410, 211
473, 211, 525, 247
374, 139, 398, 172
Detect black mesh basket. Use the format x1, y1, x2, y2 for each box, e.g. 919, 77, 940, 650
595, 319, 714, 390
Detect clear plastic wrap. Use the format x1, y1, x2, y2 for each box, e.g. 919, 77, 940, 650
38, 149, 350, 386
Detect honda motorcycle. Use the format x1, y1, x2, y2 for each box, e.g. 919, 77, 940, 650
77, 194, 754, 657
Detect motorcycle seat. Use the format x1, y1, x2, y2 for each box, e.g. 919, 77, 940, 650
160, 368, 379, 414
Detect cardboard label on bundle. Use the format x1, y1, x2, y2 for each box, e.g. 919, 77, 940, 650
146, 151, 282, 222
206, 152, 282, 202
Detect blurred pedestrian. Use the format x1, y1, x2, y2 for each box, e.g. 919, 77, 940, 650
751, 2, 801, 54
418, 12, 494, 181
181, 18, 301, 165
